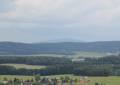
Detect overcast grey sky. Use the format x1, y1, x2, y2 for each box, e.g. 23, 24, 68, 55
0, 0, 120, 43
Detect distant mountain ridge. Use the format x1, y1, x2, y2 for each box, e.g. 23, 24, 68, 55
45, 38, 84, 43
0, 41, 120, 55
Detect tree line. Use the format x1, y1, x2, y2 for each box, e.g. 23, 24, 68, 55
0, 55, 120, 76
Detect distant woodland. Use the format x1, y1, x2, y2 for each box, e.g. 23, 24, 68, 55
0, 55, 120, 76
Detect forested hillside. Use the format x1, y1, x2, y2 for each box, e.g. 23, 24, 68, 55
0, 41, 120, 55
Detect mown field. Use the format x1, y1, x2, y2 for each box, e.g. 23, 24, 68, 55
0, 75, 33, 81
72, 51, 107, 58
48, 75, 120, 85
0, 75, 119, 85
33, 52, 107, 58
0, 64, 46, 69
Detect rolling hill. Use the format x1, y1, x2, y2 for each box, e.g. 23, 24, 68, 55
0, 41, 120, 55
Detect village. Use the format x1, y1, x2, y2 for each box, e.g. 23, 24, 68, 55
0, 76, 105, 85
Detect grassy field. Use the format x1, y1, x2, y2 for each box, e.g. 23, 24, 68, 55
0, 75, 33, 81
0, 52, 107, 59
0, 64, 46, 69
72, 51, 107, 58
47, 75, 120, 85
88, 76, 120, 85
0, 75, 119, 85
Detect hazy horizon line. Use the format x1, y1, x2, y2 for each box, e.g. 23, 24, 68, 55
0, 40, 120, 44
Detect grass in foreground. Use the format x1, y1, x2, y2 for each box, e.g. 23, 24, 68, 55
0, 75, 120, 85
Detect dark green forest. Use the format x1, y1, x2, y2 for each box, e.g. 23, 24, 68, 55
0, 55, 120, 76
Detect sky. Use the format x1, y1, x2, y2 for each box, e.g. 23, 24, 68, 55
0, 0, 120, 43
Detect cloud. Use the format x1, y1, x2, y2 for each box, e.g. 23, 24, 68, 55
0, 0, 119, 25
0, 0, 120, 42
0, 0, 15, 12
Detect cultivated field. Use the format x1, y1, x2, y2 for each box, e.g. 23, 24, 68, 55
48, 75, 120, 85
0, 64, 46, 69
73, 51, 107, 58
0, 75, 33, 81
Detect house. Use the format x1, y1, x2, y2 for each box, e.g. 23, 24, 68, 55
21, 81, 33, 85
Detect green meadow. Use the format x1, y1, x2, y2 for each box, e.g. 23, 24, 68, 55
72, 51, 107, 58
0, 64, 46, 69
